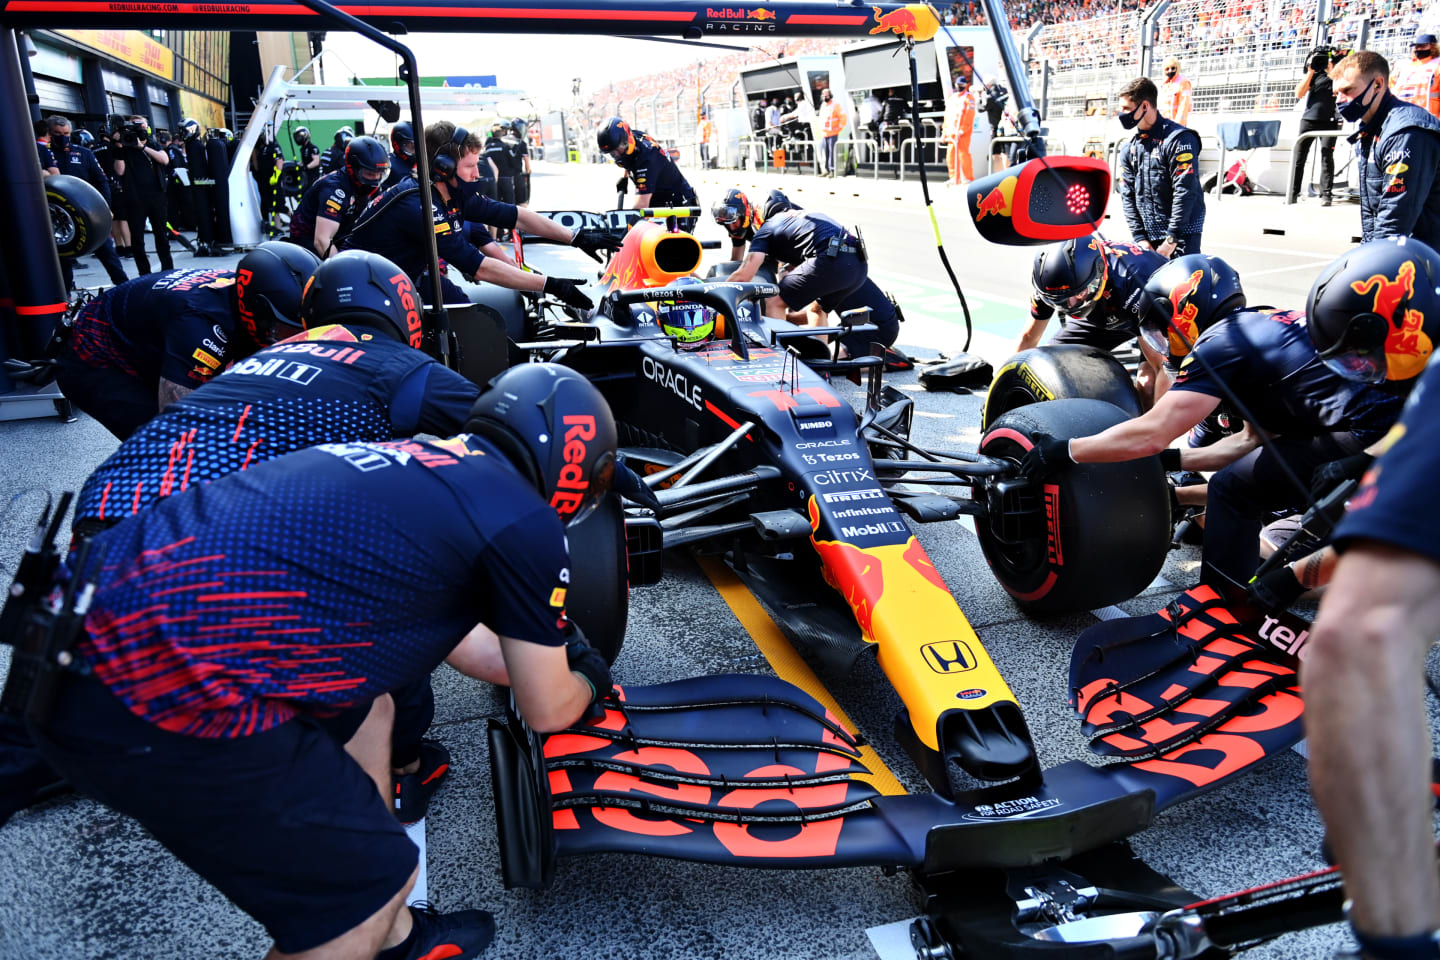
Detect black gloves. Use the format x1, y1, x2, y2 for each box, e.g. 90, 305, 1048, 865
1311, 453, 1373, 497
543, 276, 595, 311
571, 228, 624, 263
616, 175, 629, 196
613, 457, 661, 512
1020, 432, 1072, 478
1248, 565, 1306, 611
566, 630, 613, 705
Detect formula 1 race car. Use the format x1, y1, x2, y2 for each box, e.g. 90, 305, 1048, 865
469, 206, 1324, 958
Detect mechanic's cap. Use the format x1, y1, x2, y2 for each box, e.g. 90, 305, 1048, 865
1031, 237, 1109, 321
597, 117, 636, 160
334, 125, 354, 145
656, 277, 717, 345
712, 188, 755, 229
463, 364, 618, 528
761, 188, 797, 222
1307, 236, 1440, 384
390, 120, 416, 158
344, 135, 390, 191
235, 242, 323, 346
1417, 31, 1438, 44
1140, 254, 1246, 361
299, 250, 421, 348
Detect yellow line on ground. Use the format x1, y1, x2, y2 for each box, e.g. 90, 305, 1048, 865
697, 555, 909, 797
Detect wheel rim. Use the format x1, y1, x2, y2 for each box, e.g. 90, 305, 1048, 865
49, 202, 76, 248
976, 434, 1048, 585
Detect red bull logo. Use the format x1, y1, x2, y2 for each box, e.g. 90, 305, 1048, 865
235, 267, 257, 338
808, 497, 884, 636
387, 272, 423, 349
706, 6, 775, 19
748, 7, 777, 18
974, 175, 1018, 221
1351, 261, 1434, 379
550, 415, 597, 519
869, 4, 917, 34
902, 538, 946, 592
1167, 269, 1205, 347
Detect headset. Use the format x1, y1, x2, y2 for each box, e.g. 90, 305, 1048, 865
431, 125, 470, 181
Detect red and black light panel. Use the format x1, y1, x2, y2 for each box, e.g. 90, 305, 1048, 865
967, 156, 1112, 246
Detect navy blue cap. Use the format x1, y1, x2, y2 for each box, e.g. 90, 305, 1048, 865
1417, 32, 1437, 45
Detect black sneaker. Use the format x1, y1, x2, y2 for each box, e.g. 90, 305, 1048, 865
394, 739, 451, 824
403, 902, 494, 959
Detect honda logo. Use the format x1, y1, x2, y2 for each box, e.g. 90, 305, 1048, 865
921, 640, 976, 674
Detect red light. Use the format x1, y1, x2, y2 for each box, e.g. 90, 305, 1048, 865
1065, 183, 1091, 216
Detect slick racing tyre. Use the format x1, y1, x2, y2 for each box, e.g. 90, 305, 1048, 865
46, 175, 112, 259
563, 493, 629, 664
980, 344, 1141, 431
978, 399, 1169, 614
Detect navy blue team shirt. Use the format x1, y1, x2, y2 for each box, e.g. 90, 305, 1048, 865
749, 210, 852, 264
615, 132, 697, 206
1029, 239, 1166, 335
290, 170, 371, 252
75, 324, 480, 526
65, 268, 250, 389
77, 433, 573, 738
344, 176, 519, 282
1171, 309, 1404, 443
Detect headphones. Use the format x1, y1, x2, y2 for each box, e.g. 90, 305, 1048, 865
431, 125, 470, 181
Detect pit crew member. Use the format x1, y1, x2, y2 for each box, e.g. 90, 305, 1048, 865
27, 363, 617, 960
725, 191, 899, 358
382, 120, 418, 189
1301, 238, 1440, 960
344, 121, 614, 308
1334, 50, 1440, 250
1020, 254, 1404, 590
1117, 76, 1206, 257
54, 242, 320, 439
597, 117, 699, 230
1016, 235, 1169, 403
711, 188, 764, 261
289, 134, 389, 258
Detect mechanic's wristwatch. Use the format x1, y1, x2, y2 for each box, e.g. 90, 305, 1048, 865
1163, 236, 1179, 250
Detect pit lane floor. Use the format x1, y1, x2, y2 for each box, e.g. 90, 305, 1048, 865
2, 162, 1436, 960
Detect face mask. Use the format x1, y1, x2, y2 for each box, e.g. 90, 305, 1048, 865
1337, 79, 1380, 123
1118, 103, 1144, 130
51, 134, 68, 150
1165, 70, 1177, 79
1418, 47, 1435, 60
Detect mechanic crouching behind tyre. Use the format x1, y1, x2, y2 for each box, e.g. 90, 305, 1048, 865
1018, 235, 1169, 404
0, 250, 487, 829
1017, 253, 1405, 592
725, 190, 899, 358
1296, 238, 1440, 960
343, 121, 618, 309
24, 363, 616, 960
53, 242, 322, 439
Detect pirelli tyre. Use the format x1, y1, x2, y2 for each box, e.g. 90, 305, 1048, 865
46, 175, 112, 259
562, 493, 629, 664
980, 344, 1141, 431
978, 399, 1170, 614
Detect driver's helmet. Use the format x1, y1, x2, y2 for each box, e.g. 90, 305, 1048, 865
343, 136, 390, 194
1140, 254, 1246, 361
597, 117, 636, 159
1031, 237, 1109, 320
1307, 237, 1440, 384
711, 188, 756, 232
463, 364, 618, 528
761, 189, 796, 222
655, 278, 717, 344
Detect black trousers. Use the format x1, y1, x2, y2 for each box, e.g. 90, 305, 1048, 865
1201, 430, 1364, 587
185, 184, 215, 245
1290, 118, 1339, 201
60, 237, 128, 289
124, 191, 173, 275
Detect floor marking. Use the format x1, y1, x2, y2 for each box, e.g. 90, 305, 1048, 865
1206, 239, 1348, 258
1243, 259, 1333, 278
698, 555, 908, 797
404, 818, 427, 905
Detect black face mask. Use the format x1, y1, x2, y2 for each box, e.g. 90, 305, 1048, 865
1417, 47, 1436, 60
51, 134, 69, 150
1165, 69, 1178, 79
